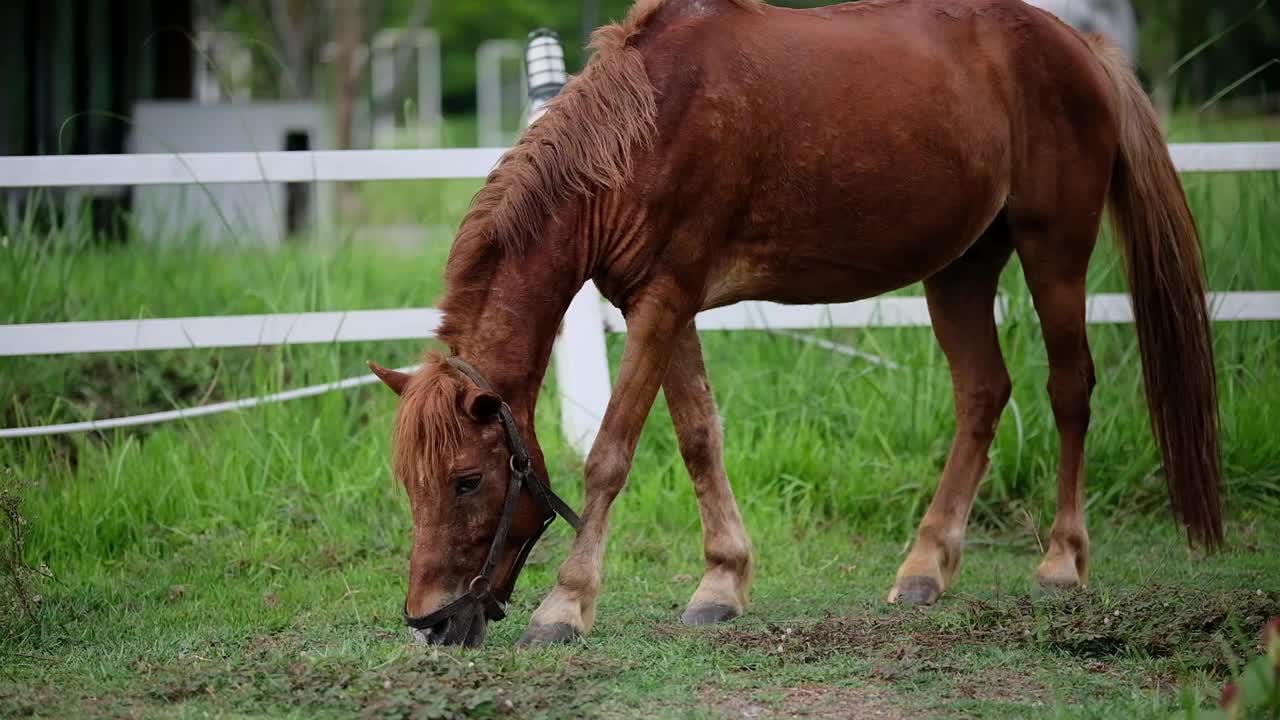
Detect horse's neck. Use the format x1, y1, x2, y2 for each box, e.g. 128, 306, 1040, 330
440, 224, 588, 418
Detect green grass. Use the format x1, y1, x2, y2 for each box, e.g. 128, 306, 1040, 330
3, 497, 1277, 719
2, 128, 1280, 716
1167, 111, 1280, 143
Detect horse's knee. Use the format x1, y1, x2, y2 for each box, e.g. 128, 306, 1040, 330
1047, 369, 1093, 428
678, 421, 724, 483
956, 373, 1011, 439
584, 440, 630, 499
1045, 341, 1095, 421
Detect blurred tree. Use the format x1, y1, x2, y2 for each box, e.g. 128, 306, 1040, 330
267, 0, 325, 98
1132, 0, 1279, 112
775, 0, 1278, 112
212, 0, 636, 112
421, 0, 632, 112
211, 0, 1278, 115
333, 0, 363, 150
211, 0, 432, 113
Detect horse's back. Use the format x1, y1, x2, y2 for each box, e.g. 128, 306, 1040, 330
624, 0, 1119, 307
642, 0, 1111, 155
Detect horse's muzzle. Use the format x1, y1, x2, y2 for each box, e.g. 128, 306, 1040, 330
408, 605, 487, 647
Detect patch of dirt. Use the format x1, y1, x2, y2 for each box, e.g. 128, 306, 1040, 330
703, 685, 904, 720
683, 586, 1280, 675
144, 633, 608, 719
656, 611, 930, 662
656, 585, 1280, 712
6, 629, 610, 719
941, 665, 1049, 707
0, 684, 154, 720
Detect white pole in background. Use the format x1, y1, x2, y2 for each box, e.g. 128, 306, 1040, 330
371, 29, 443, 148
417, 30, 444, 148
477, 40, 524, 147
526, 29, 613, 457
555, 285, 613, 456
371, 31, 397, 147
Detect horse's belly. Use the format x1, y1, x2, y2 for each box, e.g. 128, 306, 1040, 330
704, 183, 1005, 309
705, 241, 956, 308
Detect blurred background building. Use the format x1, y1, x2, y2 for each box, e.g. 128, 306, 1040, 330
1, 1, 196, 157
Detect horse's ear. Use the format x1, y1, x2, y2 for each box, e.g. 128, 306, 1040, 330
368, 361, 410, 395
461, 387, 502, 421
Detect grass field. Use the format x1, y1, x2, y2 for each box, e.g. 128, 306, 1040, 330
2, 117, 1279, 718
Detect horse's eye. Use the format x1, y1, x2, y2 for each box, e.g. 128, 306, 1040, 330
454, 473, 483, 496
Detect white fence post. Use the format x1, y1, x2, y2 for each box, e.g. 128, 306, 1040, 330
554, 284, 613, 456
371, 29, 443, 148
476, 40, 524, 147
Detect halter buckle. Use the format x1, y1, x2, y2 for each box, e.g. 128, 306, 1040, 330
509, 454, 531, 474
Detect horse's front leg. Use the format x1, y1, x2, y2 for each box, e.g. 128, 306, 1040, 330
519, 291, 692, 646
663, 324, 753, 625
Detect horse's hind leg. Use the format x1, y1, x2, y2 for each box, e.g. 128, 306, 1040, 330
999, 133, 1111, 589
890, 221, 1014, 605
663, 324, 754, 624
1013, 222, 1101, 591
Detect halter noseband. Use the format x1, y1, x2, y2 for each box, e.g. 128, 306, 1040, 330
403, 357, 582, 634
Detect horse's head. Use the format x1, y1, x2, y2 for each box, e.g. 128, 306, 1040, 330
369, 355, 553, 647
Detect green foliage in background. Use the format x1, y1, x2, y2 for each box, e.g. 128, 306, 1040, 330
778, 0, 1280, 109
1131, 0, 1280, 108
214, 0, 637, 112
413, 0, 633, 112
212, 0, 1279, 113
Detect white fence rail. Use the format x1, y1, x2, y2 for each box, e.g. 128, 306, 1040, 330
598, 292, 1280, 333
2, 143, 1279, 189
7, 293, 1280, 358
1167, 143, 1280, 173
2, 143, 1279, 451
0, 310, 443, 356
0, 149, 507, 188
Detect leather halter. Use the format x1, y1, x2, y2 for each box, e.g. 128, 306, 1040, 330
403, 357, 582, 633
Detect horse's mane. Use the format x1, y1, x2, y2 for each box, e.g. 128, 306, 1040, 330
436, 0, 760, 344
396, 1, 762, 485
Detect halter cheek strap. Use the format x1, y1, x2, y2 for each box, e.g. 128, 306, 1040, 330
403, 357, 582, 633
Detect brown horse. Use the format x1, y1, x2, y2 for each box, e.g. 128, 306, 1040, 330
370, 0, 1222, 647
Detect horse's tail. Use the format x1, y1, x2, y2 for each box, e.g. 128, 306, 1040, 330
1087, 35, 1223, 547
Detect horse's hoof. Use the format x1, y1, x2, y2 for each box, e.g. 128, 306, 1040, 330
889, 576, 942, 606
516, 622, 581, 648
681, 603, 741, 626
1036, 575, 1084, 593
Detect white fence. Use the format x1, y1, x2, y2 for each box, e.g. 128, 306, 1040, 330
2, 143, 1280, 452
